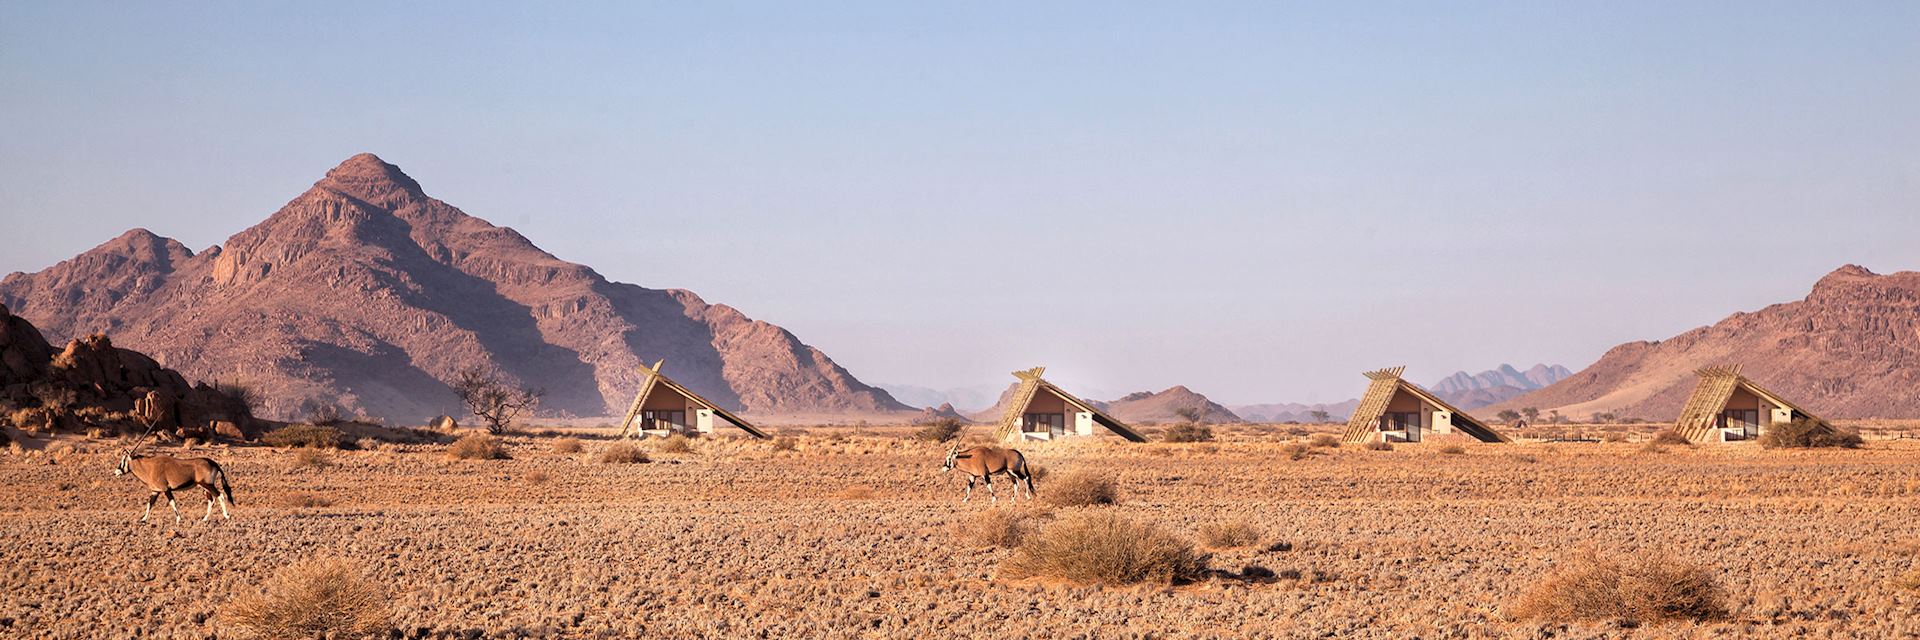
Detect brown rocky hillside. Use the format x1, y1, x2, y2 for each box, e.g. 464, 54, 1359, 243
1488, 265, 1920, 420
1104, 386, 1242, 423
0, 154, 908, 423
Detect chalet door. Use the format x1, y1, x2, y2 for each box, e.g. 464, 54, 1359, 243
1724, 410, 1759, 439
1383, 412, 1420, 442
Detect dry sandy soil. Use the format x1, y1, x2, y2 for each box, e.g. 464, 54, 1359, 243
5, 423, 1920, 639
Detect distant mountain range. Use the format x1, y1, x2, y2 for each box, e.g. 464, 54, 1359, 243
0, 154, 908, 423
1229, 363, 1571, 422
1488, 265, 1920, 420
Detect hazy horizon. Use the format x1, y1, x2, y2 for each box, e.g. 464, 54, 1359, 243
4, 3, 1916, 404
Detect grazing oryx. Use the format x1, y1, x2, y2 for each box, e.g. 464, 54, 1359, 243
941, 444, 1036, 502
115, 449, 236, 523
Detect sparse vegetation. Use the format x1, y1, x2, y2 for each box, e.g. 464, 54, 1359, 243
596, 442, 650, 464
913, 417, 964, 442
1042, 471, 1119, 507
1651, 431, 1693, 446
1162, 422, 1215, 443
1894, 567, 1920, 592
1001, 511, 1208, 585
1309, 434, 1340, 448
263, 424, 348, 449
654, 433, 695, 454
551, 437, 584, 453
1284, 442, 1317, 460
449, 366, 544, 435
1438, 444, 1467, 455
223, 556, 391, 638
1760, 417, 1863, 449
1363, 440, 1393, 451
1508, 549, 1727, 624
771, 436, 798, 452
446, 433, 509, 460
1197, 519, 1262, 549
290, 448, 330, 468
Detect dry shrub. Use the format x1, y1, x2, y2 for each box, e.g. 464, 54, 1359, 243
1759, 417, 1863, 449
770, 436, 798, 452
1509, 549, 1727, 624
290, 448, 330, 468
1602, 431, 1630, 443
654, 434, 695, 454
284, 493, 333, 508
1197, 519, 1262, 549
1894, 567, 1920, 592
913, 417, 964, 442
955, 508, 1034, 548
1043, 471, 1119, 507
263, 424, 347, 450
223, 556, 390, 638
1438, 444, 1467, 455
446, 433, 509, 460
1283, 443, 1317, 460
1363, 440, 1393, 451
597, 442, 650, 464
1650, 431, 1693, 446
523, 470, 550, 485
1001, 511, 1208, 585
1161, 423, 1214, 443
551, 437, 583, 453
1309, 434, 1340, 448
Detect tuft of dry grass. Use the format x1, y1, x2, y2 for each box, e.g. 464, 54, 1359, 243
1309, 434, 1341, 448
954, 508, 1035, 548
1001, 511, 1208, 585
290, 448, 330, 468
1650, 431, 1693, 446
523, 470, 550, 485
262, 424, 347, 450
654, 434, 695, 454
1508, 549, 1727, 624
1041, 471, 1119, 507
283, 493, 334, 508
1161, 423, 1215, 443
222, 556, 391, 638
1363, 440, 1393, 451
551, 437, 583, 453
770, 436, 798, 452
1893, 567, 1920, 592
1437, 444, 1467, 455
596, 442, 650, 464
834, 486, 876, 500
1197, 519, 1262, 549
446, 433, 509, 460
1283, 443, 1318, 460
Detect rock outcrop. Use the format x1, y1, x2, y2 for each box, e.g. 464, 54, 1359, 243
1103, 386, 1242, 424
0, 154, 909, 423
1489, 265, 1920, 419
0, 304, 251, 438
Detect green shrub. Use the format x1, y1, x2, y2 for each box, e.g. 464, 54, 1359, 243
263, 424, 348, 450
1161, 423, 1214, 443
1759, 417, 1862, 449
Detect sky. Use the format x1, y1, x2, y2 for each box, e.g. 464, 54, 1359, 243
2, 2, 1916, 405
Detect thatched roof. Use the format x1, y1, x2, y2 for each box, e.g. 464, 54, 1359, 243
991, 367, 1147, 443
1340, 366, 1508, 443
617, 360, 768, 439
1673, 365, 1823, 443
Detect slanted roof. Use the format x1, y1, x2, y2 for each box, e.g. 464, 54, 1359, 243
1341, 366, 1508, 443
1674, 365, 1824, 443
992, 367, 1147, 443
617, 360, 768, 439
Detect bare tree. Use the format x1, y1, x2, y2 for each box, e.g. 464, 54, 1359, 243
1174, 407, 1205, 424
450, 367, 544, 435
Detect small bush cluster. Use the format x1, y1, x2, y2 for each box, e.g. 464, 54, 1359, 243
551, 437, 584, 453
1042, 471, 1119, 507
263, 424, 348, 450
446, 433, 509, 460
770, 437, 798, 452
291, 448, 331, 468
913, 417, 965, 442
1197, 519, 1262, 549
1508, 550, 1727, 624
1283, 443, 1317, 460
1650, 431, 1693, 446
1437, 444, 1467, 455
222, 556, 391, 638
1759, 417, 1863, 449
654, 434, 695, 454
1309, 434, 1341, 448
1363, 440, 1393, 451
1161, 423, 1215, 443
1001, 511, 1209, 585
597, 442, 651, 464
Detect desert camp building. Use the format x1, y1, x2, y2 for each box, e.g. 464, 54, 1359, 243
993, 367, 1147, 443
1674, 365, 1824, 443
1341, 366, 1509, 444
616, 360, 768, 439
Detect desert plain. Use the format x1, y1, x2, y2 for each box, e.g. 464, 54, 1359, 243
5, 423, 1920, 639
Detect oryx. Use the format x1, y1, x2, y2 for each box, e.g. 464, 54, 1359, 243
941, 444, 1036, 502
115, 446, 237, 523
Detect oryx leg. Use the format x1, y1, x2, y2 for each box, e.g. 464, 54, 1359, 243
165, 488, 181, 523
201, 486, 216, 522
964, 476, 975, 502
142, 491, 159, 522
218, 493, 231, 520
985, 474, 996, 503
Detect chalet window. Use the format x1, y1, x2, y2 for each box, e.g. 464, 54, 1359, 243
1023, 413, 1063, 434
643, 410, 685, 431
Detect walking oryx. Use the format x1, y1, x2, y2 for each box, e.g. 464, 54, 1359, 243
115, 449, 237, 523
941, 444, 1036, 502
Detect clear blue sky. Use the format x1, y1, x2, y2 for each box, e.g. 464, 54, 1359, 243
3, 2, 1916, 404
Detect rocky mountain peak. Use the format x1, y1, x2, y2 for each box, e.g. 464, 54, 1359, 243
316, 153, 424, 203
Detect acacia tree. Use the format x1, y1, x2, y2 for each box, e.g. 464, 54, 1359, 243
1174, 407, 1205, 424
1496, 409, 1521, 424
1521, 407, 1541, 423
1310, 410, 1331, 424
450, 367, 544, 435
